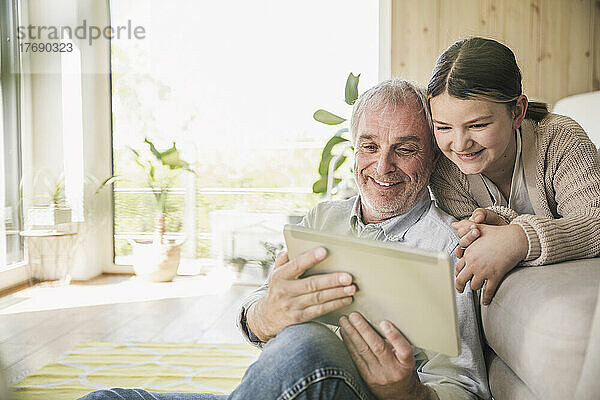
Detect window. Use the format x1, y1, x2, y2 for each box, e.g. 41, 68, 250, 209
110, 1, 379, 263
0, 0, 24, 269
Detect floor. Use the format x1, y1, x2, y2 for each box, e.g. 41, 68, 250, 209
0, 270, 261, 386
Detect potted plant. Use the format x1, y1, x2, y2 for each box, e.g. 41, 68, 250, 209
26, 173, 72, 231
226, 257, 248, 279
312, 72, 361, 198
100, 138, 196, 282
255, 241, 283, 278
225, 241, 283, 280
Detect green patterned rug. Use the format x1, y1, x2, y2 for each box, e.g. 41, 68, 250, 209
11, 341, 260, 400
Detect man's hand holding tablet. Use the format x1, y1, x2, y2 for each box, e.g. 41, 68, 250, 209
246, 247, 357, 342
340, 312, 436, 400
283, 224, 460, 357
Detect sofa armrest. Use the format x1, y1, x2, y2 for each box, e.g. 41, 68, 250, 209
575, 264, 600, 399
481, 258, 600, 400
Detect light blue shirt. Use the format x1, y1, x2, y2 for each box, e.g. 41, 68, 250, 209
302, 191, 459, 256
238, 191, 491, 400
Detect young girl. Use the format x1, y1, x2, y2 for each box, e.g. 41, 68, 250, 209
427, 37, 600, 305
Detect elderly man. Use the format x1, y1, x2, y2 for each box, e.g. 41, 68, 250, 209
79, 79, 490, 400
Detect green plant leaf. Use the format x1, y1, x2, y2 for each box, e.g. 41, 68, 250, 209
128, 147, 147, 171
129, 147, 140, 158
144, 138, 162, 160
161, 149, 190, 170
312, 177, 342, 194
313, 109, 346, 125
332, 155, 347, 172
96, 175, 127, 194
144, 139, 192, 171
344, 73, 360, 105
148, 161, 155, 181
318, 136, 350, 176
312, 178, 327, 194
157, 142, 177, 161
123, 138, 196, 214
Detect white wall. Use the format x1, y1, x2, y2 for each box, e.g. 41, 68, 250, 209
22, 0, 114, 280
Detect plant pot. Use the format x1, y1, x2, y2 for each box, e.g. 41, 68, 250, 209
128, 239, 183, 282
27, 206, 72, 230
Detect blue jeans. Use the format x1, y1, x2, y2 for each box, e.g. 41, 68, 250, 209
78, 322, 375, 400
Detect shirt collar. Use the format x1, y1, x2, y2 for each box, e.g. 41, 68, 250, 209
507, 128, 523, 206
348, 190, 432, 242
481, 129, 522, 206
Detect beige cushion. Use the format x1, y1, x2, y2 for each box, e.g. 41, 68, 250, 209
487, 351, 537, 400
552, 91, 600, 148
575, 271, 600, 399
481, 258, 600, 400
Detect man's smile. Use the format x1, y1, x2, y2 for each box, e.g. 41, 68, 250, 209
369, 177, 404, 188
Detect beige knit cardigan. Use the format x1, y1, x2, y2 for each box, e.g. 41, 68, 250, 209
430, 113, 600, 266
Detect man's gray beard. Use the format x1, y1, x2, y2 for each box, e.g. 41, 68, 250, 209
357, 184, 422, 220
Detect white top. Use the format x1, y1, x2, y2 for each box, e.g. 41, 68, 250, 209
480, 129, 535, 215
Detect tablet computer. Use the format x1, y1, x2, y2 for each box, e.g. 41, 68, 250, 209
283, 224, 459, 357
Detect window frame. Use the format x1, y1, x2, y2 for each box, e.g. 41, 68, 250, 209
0, 0, 25, 271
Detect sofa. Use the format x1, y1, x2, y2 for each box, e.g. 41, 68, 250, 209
482, 92, 600, 399
482, 257, 600, 399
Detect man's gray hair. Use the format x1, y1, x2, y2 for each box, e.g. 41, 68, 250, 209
350, 79, 433, 144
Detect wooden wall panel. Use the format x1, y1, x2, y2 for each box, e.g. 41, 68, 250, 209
564, 0, 594, 95
537, 0, 571, 103
485, 0, 542, 100
391, 0, 599, 106
391, 0, 440, 83
594, 0, 600, 90
437, 0, 490, 50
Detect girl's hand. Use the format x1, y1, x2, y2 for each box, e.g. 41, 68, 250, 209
468, 208, 507, 226
455, 224, 528, 305
452, 209, 507, 258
